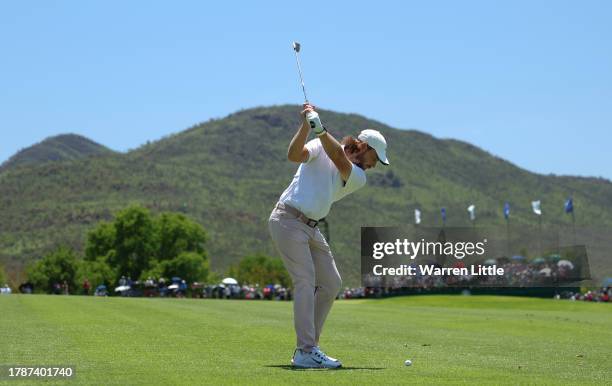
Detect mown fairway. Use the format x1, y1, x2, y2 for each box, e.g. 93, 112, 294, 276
1, 295, 610, 385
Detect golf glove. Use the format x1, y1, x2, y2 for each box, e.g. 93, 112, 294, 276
306, 111, 326, 136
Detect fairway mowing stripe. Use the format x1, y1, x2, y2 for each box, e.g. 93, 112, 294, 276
2, 295, 87, 367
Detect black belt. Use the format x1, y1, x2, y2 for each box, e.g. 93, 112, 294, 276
275, 202, 320, 228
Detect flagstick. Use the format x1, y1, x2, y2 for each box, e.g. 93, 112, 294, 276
571, 210, 576, 245
506, 217, 510, 256
538, 215, 543, 256
441, 208, 446, 229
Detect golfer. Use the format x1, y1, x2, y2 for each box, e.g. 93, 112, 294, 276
268, 103, 389, 368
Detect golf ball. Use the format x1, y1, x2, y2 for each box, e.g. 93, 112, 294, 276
404, 359, 412, 366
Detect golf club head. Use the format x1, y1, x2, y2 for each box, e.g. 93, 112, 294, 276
292, 41, 301, 52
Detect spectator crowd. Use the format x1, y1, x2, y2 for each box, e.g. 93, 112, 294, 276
38, 275, 295, 301
556, 287, 611, 302
5, 263, 610, 305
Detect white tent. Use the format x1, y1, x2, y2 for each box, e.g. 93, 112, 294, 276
222, 277, 238, 285
114, 285, 130, 293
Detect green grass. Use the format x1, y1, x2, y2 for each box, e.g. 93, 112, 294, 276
1, 295, 611, 385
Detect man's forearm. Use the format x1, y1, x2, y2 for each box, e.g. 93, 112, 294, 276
287, 120, 310, 160
318, 130, 352, 181
318, 131, 344, 163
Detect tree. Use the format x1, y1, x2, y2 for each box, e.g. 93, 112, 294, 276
27, 246, 79, 294
152, 251, 209, 283
85, 205, 209, 283
85, 206, 157, 281
110, 206, 157, 280
84, 221, 115, 261
157, 212, 207, 261
207, 270, 222, 285
226, 263, 238, 280
0, 263, 7, 286
77, 256, 116, 291
233, 255, 290, 287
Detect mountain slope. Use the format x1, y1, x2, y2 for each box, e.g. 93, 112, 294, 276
1, 105, 610, 285
0, 133, 115, 173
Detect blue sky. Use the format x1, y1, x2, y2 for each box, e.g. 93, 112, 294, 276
1, 1, 610, 179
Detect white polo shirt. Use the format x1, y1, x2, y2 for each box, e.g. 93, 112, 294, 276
279, 138, 367, 220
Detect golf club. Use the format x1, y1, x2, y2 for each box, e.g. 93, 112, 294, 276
292, 41, 308, 103
291, 41, 324, 134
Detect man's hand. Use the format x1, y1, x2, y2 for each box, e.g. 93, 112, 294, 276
287, 103, 314, 163
301, 103, 316, 123
301, 103, 315, 114
301, 103, 325, 136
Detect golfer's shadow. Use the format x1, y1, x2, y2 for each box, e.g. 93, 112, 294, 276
265, 365, 385, 371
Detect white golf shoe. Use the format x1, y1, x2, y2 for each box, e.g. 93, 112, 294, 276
291, 347, 342, 369
314, 346, 340, 363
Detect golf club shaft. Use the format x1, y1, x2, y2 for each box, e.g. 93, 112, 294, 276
291, 42, 324, 133
293, 50, 308, 103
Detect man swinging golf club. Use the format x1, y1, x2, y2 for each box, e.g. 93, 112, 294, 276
268, 102, 389, 368
269, 42, 390, 368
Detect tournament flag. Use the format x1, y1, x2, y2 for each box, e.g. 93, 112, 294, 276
467, 204, 476, 221
531, 200, 542, 216
565, 198, 574, 214
503, 202, 510, 219
441, 207, 447, 223
414, 209, 421, 225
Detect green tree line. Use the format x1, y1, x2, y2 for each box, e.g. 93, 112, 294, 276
0, 263, 7, 285
25, 205, 291, 294
27, 205, 210, 293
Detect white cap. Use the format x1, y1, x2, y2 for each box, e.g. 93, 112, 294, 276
358, 129, 389, 165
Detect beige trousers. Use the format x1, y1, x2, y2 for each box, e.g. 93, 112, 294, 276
268, 204, 342, 351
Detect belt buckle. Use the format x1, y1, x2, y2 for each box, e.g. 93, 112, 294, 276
306, 219, 318, 227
